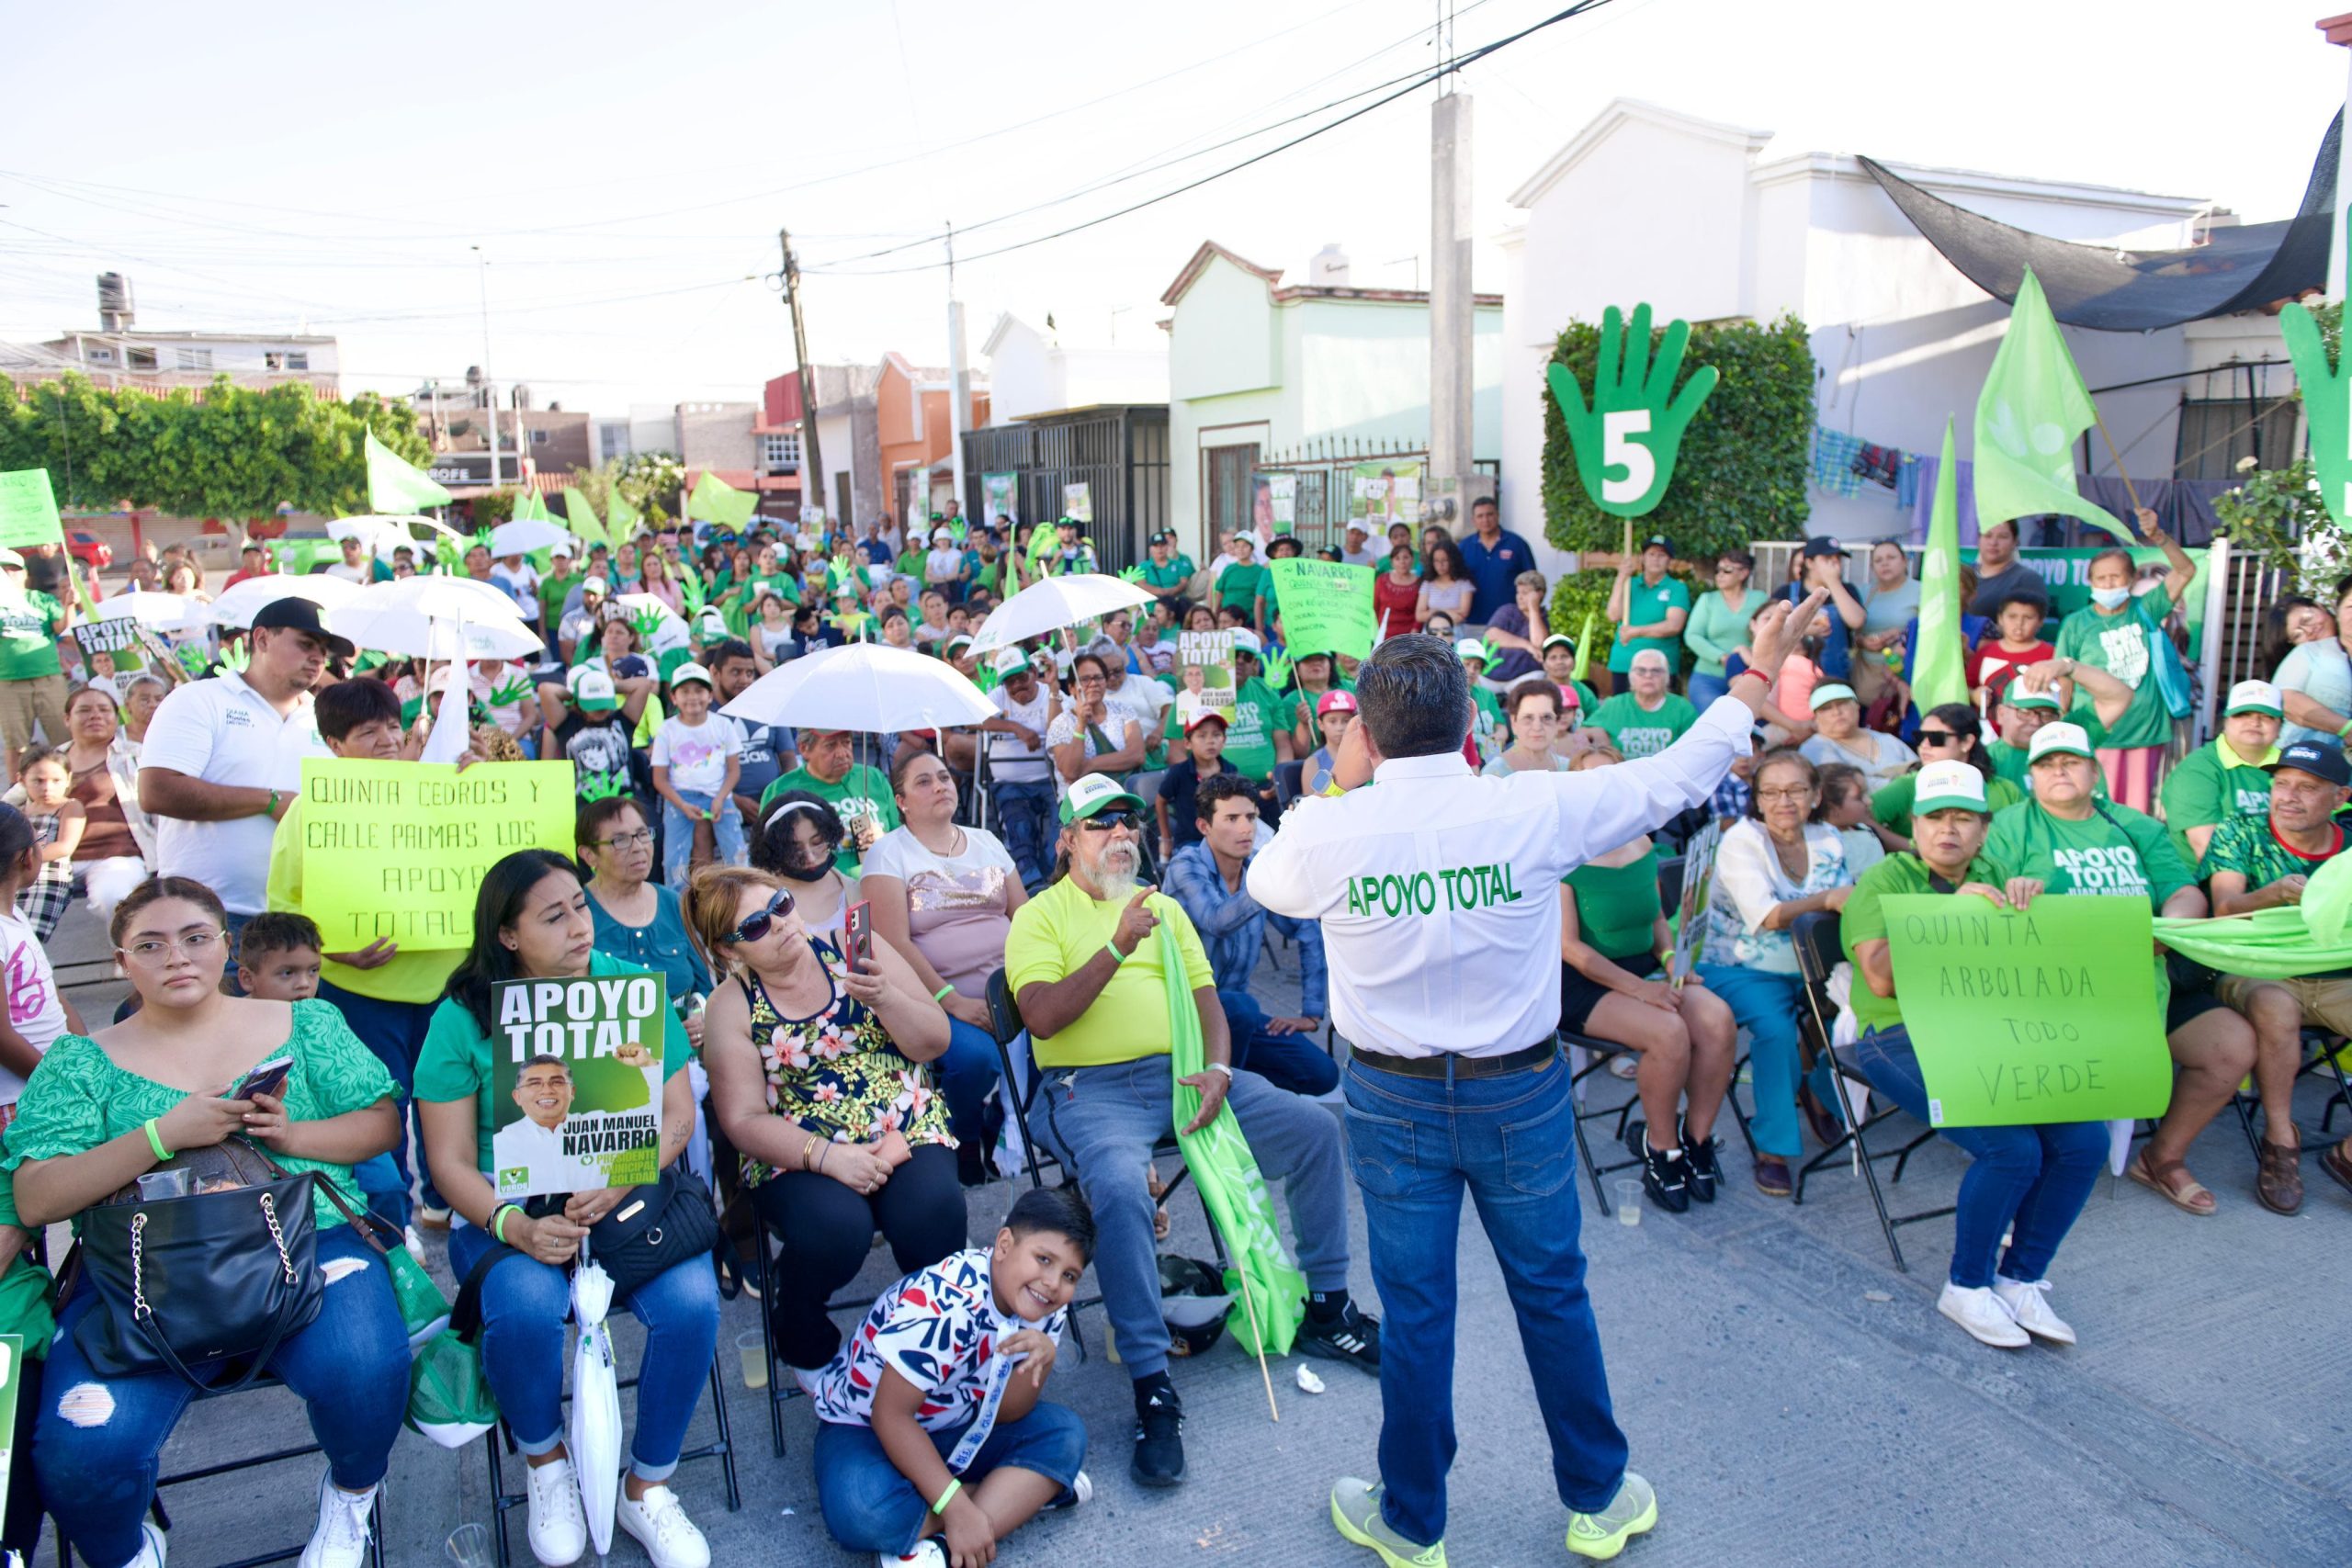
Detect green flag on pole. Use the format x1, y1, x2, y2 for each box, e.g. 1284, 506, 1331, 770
606, 485, 641, 543
561, 489, 610, 551
1570, 610, 1598, 684
688, 469, 756, 530
1160, 924, 1306, 1355
1911, 418, 1970, 712
366, 431, 453, 513
1973, 267, 2131, 544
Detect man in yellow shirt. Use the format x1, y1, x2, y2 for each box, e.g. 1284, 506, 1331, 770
1004, 773, 1374, 1491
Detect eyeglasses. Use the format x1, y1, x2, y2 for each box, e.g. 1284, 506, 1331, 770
1917, 729, 1962, 746
592, 829, 654, 851
1756, 787, 1813, 802
720, 888, 797, 945
1079, 810, 1138, 833
121, 930, 224, 962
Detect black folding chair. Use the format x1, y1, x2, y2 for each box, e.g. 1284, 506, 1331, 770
1787, 909, 1954, 1272
2229, 1026, 2352, 1154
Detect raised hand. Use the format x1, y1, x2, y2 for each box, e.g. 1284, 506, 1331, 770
1545, 303, 1719, 518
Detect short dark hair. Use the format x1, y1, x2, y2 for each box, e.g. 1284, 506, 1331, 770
576, 795, 648, 852
1354, 633, 1471, 759
1505, 676, 1559, 720
708, 637, 756, 671
1193, 771, 1260, 827
1002, 1185, 1096, 1264
313, 677, 402, 743
111, 874, 228, 950
1471, 495, 1498, 513
1994, 592, 2046, 621
238, 911, 323, 964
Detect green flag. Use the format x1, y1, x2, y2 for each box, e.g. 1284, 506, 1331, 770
1161, 924, 1306, 1355
688, 469, 756, 530
366, 431, 453, 513
606, 485, 642, 543
1571, 611, 1596, 684
1973, 267, 2130, 544
561, 489, 610, 551
1910, 418, 1969, 712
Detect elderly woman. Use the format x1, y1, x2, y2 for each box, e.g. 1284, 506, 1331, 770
1046, 651, 1148, 787
120, 671, 169, 747
579, 795, 714, 1021
415, 851, 717, 1568
10, 875, 404, 1568
1693, 750, 1854, 1197
1981, 721, 2254, 1217
1798, 682, 1916, 790
1484, 679, 1574, 777
690, 864, 958, 1376
2050, 511, 2196, 811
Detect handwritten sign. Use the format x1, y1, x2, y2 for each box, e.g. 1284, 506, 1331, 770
297, 758, 575, 950
1269, 559, 1375, 660
491, 971, 667, 1199
0, 470, 62, 550
1883, 893, 2172, 1127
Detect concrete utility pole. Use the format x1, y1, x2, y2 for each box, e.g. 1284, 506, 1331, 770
947, 222, 973, 521
779, 229, 825, 519
473, 245, 502, 492
1428, 75, 1476, 530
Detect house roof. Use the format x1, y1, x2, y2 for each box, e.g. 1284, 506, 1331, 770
1509, 98, 1772, 209
1159, 239, 1501, 310
1159, 242, 1283, 307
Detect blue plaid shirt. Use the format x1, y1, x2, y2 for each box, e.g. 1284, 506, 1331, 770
1711, 771, 1752, 822
1164, 840, 1327, 1019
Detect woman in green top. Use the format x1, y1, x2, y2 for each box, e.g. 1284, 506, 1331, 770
1980, 721, 2255, 1218
413, 850, 718, 1565
8, 875, 404, 1568
1682, 547, 1758, 708
1216, 534, 1271, 634
2048, 517, 2196, 812
1871, 704, 2023, 845
1556, 747, 1736, 1213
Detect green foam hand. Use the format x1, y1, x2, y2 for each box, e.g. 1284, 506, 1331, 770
2283, 277, 2351, 528
1118, 564, 1147, 584
1261, 649, 1292, 690
632, 607, 663, 643
1544, 303, 1718, 519
218, 642, 249, 673
486, 676, 532, 708
1480, 637, 1501, 670
175, 645, 209, 678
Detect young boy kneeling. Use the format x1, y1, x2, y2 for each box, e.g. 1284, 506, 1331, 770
809, 1187, 1093, 1566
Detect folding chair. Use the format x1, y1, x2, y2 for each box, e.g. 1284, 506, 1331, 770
2229, 1027, 2352, 1154
1272, 760, 1306, 811
1786, 909, 1954, 1272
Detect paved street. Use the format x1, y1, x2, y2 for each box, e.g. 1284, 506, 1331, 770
40, 908, 2352, 1567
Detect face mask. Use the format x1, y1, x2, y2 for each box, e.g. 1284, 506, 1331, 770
2091, 586, 2131, 610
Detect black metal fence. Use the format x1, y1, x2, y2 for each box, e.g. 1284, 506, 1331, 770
1252, 436, 1498, 556
961, 405, 1169, 574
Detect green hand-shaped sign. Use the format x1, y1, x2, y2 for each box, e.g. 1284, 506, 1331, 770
2282, 268, 2349, 527
1261, 649, 1292, 690
1544, 303, 1718, 519
632, 608, 663, 642
1118, 564, 1147, 584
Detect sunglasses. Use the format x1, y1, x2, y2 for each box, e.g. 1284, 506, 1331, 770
1918, 729, 1962, 745
1079, 810, 1138, 833
721, 887, 797, 944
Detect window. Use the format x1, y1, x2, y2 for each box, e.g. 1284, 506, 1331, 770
2174, 397, 2300, 481
529, 428, 549, 446
175, 347, 212, 371
126, 346, 157, 370
85, 346, 116, 365
763, 431, 801, 469
264, 350, 311, 372
285, 350, 309, 371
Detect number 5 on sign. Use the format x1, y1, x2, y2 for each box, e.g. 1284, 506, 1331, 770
1546, 303, 1717, 519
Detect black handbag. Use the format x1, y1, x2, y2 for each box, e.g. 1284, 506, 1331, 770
69, 1139, 350, 1394
584, 1165, 719, 1301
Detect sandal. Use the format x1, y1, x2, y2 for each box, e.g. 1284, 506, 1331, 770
2128, 1151, 2217, 1216
2255, 1141, 2304, 1216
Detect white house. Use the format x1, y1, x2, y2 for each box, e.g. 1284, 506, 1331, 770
1161, 241, 1504, 557
980, 313, 1167, 423
1498, 98, 2291, 566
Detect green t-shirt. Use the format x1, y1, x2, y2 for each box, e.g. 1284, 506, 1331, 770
2159, 739, 2276, 865
1839, 851, 2011, 1035
2054, 587, 2175, 750
1164, 679, 1283, 782
537, 570, 583, 630
1982, 797, 2190, 908
413, 950, 690, 1177
1587, 692, 1701, 759
1217, 562, 1271, 617
1565, 848, 1662, 962
0, 591, 64, 681
1144, 557, 1194, 592
2197, 812, 2346, 896
1870, 771, 2023, 840
1983, 737, 2030, 791
1607, 575, 1692, 673
1, 1000, 397, 1230
758, 762, 901, 870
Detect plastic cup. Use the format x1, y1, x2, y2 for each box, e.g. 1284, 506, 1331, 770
736, 1328, 769, 1391
447, 1523, 493, 1568
1613, 1177, 1644, 1227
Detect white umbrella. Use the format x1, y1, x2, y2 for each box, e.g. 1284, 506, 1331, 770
93, 591, 195, 626
209, 572, 364, 630
968, 572, 1153, 655
567, 1260, 622, 1558
722, 640, 994, 732
609, 592, 693, 659
328, 513, 462, 563
490, 518, 571, 558
342, 573, 527, 624
329, 604, 543, 661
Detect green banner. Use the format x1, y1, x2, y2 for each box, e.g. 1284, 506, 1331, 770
1883, 893, 2172, 1127
1962, 545, 2211, 660
491, 970, 669, 1200
1268, 559, 1375, 660
0, 469, 63, 550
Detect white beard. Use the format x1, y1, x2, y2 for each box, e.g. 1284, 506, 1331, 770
1092, 844, 1141, 900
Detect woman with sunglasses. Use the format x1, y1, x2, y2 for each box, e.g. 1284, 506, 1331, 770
413, 851, 717, 1568
687, 865, 960, 1378
1682, 548, 1758, 707
1868, 704, 2021, 850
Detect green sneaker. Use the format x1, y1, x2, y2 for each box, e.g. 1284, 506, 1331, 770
1330, 1477, 1447, 1568
1565, 1472, 1657, 1561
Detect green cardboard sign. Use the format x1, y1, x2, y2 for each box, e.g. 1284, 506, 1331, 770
1268, 559, 1375, 660
1544, 303, 1717, 519
0, 1332, 18, 1522
491, 970, 670, 1200
0, 469, 63, 550
1883, 893, 2172, 1127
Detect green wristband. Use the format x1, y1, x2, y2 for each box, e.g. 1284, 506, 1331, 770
932, 1479, 962, 1516
143, 1118, 171, 1163
492, 1204, 516, 1245
932, 984, 956, 1001
1104, 941, 1125, 966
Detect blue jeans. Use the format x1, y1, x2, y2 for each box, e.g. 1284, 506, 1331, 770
1687, 671, 1730, 708
38, 1224, 409, 1568
1696, 964, 1826, 1158
664, 789, 747, 886
989, 777, 1056, 891
315, 977, 443, 1228
1040, 1055, 1350, 1382
447, 1220, 720, 1479
1220, 988, 1340, 1098
1343, 1051, 1624, 1546
942, 1016, 1006, 1150
813, 1405, 1087, 1555
1855, 1026, 2108, 1288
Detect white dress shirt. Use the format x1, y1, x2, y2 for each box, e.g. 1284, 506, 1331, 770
141, 671, 325, 916
493, 1060, 662, 1197
1246, 695, 1749, 1057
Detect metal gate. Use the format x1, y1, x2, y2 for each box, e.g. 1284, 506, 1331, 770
1252, 437, 1498, 556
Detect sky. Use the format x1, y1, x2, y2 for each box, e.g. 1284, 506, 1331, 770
4, 0, 2345, 424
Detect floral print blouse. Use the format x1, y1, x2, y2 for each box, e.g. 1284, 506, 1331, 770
739, 935, 954, 1187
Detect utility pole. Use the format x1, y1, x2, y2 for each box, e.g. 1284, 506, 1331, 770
1427, 12, 1479, 531
472, 245, 503, 496
779, 229, 826, 522
946, 222, 973, 524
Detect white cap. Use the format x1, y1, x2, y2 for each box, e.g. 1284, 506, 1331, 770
570, 669, 618, 711
1911, 759, 1990, 816
1228, 628, 1262, 656
550, 539, 575, 558
2225, 679, 2284, 717
669, 661, 714, 689
933, 525, 954, 542
582, 575, 609, 595
2027, 721, 2094, 762
1454, 637, 1487, 662
992, 646, 1031, 677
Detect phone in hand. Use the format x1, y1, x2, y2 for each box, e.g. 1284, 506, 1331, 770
844, 899, 874, 971
232, 1056, 294, 1102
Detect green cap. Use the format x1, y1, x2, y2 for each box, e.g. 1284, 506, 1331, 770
1058, 772, 1145, 826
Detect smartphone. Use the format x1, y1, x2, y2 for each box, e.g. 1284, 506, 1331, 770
233, 1056, 294, 1102
844, 899, 874, 971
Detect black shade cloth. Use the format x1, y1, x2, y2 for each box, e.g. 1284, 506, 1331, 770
1860, 112, 2341, 332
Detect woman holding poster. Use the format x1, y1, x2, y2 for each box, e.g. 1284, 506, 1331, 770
413, 850, 717, 1568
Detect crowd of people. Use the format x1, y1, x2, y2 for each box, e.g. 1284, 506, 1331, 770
0, 496, 2343, 1568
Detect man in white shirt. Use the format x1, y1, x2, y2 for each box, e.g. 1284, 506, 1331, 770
323, 533, 377, 585
493, 1043, 664, 1195
1250, 590, 1826, 1568
1338, 520, 1378, 568
139, 596, 342, 943
980, 648, 1057, 890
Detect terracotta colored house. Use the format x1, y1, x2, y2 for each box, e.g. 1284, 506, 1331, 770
876, 353, 989, 530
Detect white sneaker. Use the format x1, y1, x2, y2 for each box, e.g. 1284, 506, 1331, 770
404, 1224, 427, 1263
130, 1520, 168, 1568
616, 1483, 710, 1568
298, 1471, 377, 1568
877, 1542, 948, 1568
1994, 1275, 2078, 1346
525, 1456, 588, 1566
1044, 1470, 1093, 1511
1938, 1281, 2030, 1348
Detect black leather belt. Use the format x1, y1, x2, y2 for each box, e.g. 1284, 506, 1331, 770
1351, 1039, 1556, 1079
